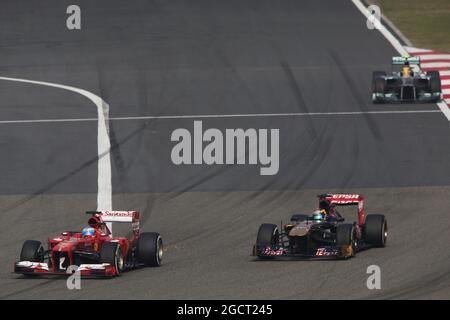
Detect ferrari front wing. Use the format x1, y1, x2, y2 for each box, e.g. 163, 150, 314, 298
14, 261, 117, 277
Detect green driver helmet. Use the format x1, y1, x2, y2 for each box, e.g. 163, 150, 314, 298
312, 209, 326, 221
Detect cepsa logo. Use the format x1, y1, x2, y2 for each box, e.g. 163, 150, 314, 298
331, 194, 359, 199
330, 194, 361, 204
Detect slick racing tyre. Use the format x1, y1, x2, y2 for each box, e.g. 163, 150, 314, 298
364, 214, 387, 247
336, 224, 356, 258
20, 240, 44, 262
138, 232, 163, 267
101, 242, 125, 275
256, 224, 279, 259
428, 71, 441, 95
372, 71, 386, 104
374, 77, 386, 94
372, 71, 386, 87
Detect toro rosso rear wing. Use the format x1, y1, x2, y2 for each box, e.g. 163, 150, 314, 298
318, 194, 365, 226
86, 210, 140, 240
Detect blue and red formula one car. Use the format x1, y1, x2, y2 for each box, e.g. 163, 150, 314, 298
253, 194, 387, 259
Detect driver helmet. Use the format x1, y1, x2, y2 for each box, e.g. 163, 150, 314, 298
402, 58, 412, 77
312, 209, 327, 221
82, 226, 96, 237
402, 66, 411, 77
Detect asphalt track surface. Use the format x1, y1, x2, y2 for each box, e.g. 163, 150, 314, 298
0, 0, 449, 299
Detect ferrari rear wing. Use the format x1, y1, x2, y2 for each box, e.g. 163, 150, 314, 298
87, 210, 139, 222
86, 210, 140, 222
86, 211, 140, 239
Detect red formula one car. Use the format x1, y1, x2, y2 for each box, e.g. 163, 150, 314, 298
253, 194, 387, 259
14, 211, 163, 277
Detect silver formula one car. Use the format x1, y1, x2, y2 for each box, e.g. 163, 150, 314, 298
372, 56, 441, 103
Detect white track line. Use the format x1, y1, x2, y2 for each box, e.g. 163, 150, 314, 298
416, 54, 450, 61
421, 62, 450, 69
351, 0, 450, 122
0, 118, 98, 124
404, 46, 432, 53
108, 110, 442, 120
351, 0, 408, 56
0, 76, 112, 213
437, 101, 450, 120
0, 110, 442, 125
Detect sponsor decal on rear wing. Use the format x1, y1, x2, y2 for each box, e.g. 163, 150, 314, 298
318, 194, 364, 204
392, 56, 420, 65
86, 211, 140, 238
86, 210, 140, 223
101, 211, 140, 224
318, 194, 365, 225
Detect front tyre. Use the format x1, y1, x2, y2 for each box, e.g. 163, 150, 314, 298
20, 240, 44, 262
372, 71, 387, 87
101, 242, 125, 275
256, 224, 279, 259
336, 224, 356, 258
372, 71, 387, 103
138, 232, 163, 267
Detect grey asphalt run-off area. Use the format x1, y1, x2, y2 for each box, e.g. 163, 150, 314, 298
0, 0, 449, 299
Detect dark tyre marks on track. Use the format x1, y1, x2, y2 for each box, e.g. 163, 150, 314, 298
328, 49, 383, 141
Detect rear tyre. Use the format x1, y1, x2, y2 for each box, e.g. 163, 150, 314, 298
372, 71, 386, 85
364, 214, 387, 247
256, 224, 279, 259
374, 77, 386, 94
428, 71, 441, 96
372, 72, 386, 104
101, 242, 125, 275
138, 232, 163, 267
336, 224, 356, 258
290, 214, 309, 223
428, 70, 440, 80
20, 240, 44, 262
